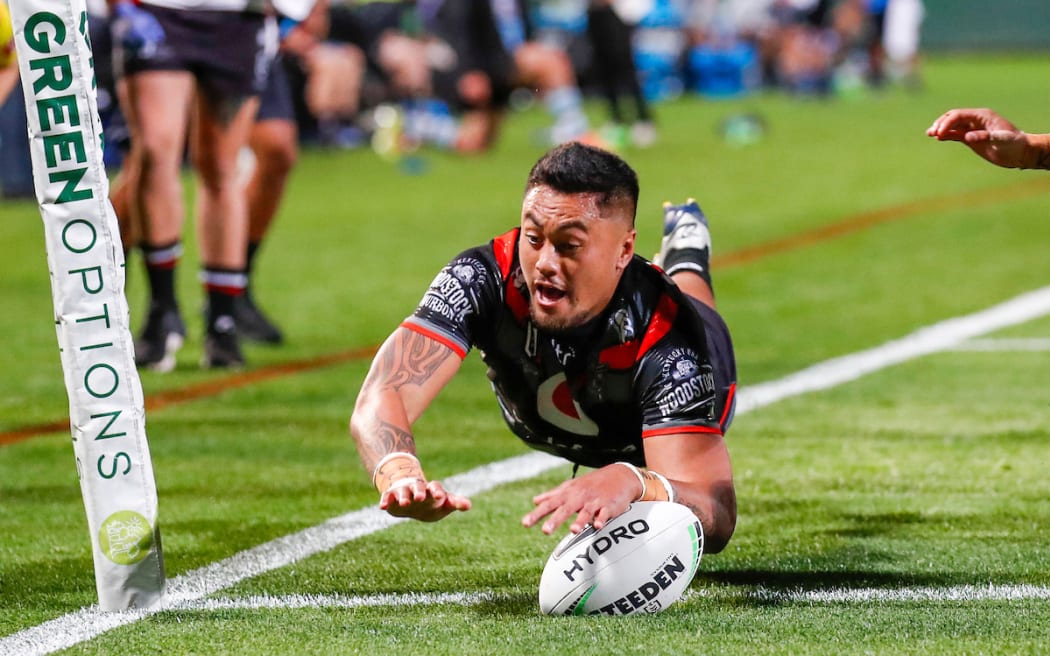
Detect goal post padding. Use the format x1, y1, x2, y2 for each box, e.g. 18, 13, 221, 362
8, 0, 165, 610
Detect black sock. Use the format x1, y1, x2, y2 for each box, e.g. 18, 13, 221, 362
663, 249, 713, 291
140, 241, 181, 309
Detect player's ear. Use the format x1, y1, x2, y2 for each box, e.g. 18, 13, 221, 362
617, 229, 637, 271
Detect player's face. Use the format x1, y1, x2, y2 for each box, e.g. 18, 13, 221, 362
519, 186, 636, 332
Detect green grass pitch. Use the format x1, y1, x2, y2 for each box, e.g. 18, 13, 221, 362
1, 53, 1049, 654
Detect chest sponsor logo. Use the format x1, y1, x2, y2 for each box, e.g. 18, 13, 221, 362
537, 373, 599, 436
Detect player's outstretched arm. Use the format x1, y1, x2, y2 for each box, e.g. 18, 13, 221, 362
927, 108, 1050, 170
350, 327, 471, 521
521, 432, 735, 553
640, 432, 736, 554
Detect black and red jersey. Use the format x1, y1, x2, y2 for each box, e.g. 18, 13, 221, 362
403, 228, 736, 469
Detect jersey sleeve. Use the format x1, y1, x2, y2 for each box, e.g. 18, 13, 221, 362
401, 246, 501, 359
635, 337, 723, 438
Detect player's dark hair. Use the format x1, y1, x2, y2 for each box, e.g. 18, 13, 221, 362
526, 142, 639, 222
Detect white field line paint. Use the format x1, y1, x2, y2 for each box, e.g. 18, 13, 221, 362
186, 591, 503, 611
742, 584, 1050, 604
6, 284, 1050, 655
951, 337, 1050, 352
176, 583, 1050, 612
736, 286, 1050, 413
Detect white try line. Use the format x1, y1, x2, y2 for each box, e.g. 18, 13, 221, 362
138, 582, 1050, 614
7, 284, 1050, 655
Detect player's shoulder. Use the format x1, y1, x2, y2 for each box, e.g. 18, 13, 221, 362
429, 232, 513, 300
623, 255, 692, 316
622, 257, 708, 351
486, 227, 520, 278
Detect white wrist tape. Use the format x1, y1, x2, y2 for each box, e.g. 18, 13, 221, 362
372, 451, 424, 494
616, 462, 675, 503
648, 470, 676, 503
615, 462, 647, 501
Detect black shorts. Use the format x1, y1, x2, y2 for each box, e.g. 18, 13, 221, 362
327, 2, 408, 55
689, 298, 737, 434
428, 0, 515, 111
118, 6, 269, 103
256, 55, 295, 122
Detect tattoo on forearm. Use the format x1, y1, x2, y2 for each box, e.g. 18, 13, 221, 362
377, 331, 450, 390
375, 420, 415, 454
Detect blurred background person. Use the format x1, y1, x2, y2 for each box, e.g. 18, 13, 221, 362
586, 0, 656, 148
109, 0, 326, 353
389, 0, 597, 151
234, 0, 331, 345
110, 0, 275, 370
0, 0, 15, 106
879, 0, 923, 88
0, 0, 34, 200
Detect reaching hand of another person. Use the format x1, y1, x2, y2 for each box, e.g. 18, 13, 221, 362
927, 108, 1050, 170
112, 1, 165, 58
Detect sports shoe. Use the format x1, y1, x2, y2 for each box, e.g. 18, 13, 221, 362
653, 198, 712, 280
233, 292, 284, 345
134, 302, 186, 373
201, 315, 245, 369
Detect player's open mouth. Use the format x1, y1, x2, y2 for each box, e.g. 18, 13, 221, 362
534, 282, 567, 307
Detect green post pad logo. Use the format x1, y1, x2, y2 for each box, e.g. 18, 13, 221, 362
99, 510, 154, 565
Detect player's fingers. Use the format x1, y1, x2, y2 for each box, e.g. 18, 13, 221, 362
540, 504, 581, 535
426, 480, 448, 503
962, 129, 993, 143
521, 500, 555, 528
927, 115, 949, 136
380, 478, 425, 509
569, 506, 598, 534
928, 110, 964, 135
590, 501, 629, 532
444, 492, 472, 511
425, 481, 471, 512
429, 481, 471, 508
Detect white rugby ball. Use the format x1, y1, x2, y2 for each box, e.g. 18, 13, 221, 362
538, 501, 703, 616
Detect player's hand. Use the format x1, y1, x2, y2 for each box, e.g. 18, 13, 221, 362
112, 2, 165, 58
379, 478, 471, 522
522, 464, 640, 535
926, 108, 1028, 168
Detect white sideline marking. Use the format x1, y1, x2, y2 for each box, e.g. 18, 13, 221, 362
735, 286, 1050, 413
951, 337, 1050, 352
6, 285, 1050, 655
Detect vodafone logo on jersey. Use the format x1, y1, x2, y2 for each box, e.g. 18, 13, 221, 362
537, 374, 599, 435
